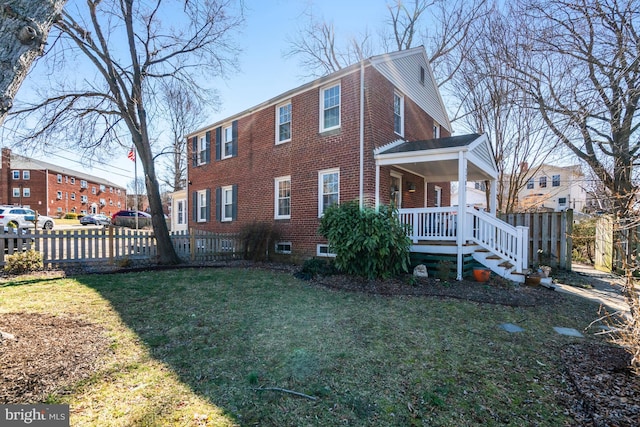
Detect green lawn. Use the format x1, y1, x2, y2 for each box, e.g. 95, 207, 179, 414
0, 268, 603, 426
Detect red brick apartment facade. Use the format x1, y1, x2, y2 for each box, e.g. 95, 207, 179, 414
0, 148, 127, 217
187, 47, 453, 259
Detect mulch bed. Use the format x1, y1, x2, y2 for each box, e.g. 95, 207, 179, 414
0, 312, 109, 404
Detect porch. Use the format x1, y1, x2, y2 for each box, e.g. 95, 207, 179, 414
374, 133, 529, 282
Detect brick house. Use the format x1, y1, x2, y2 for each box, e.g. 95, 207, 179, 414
187, 47, 529, 280
0, 148, 127, 217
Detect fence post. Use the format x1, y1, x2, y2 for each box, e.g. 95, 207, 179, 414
190, 228, 195, 262
109, 225, 114, 264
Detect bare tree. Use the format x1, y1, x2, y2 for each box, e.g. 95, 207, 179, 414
158, 81, 205, 192
0, 0, 67, 125
7, 0, 243, 264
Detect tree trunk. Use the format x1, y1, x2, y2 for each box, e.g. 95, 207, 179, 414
0, 0, 66, 125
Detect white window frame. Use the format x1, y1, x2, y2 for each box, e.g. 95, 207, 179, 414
320, 83, 341, 132
552, 174, 561, 187
276, 102, 292, 144
317, 244, 336, 258
56, 191, 62, 199
81, 195, 88, 203
197, 135, 207, 165
274, 176, 291, 220
71, 177, 76, 185
91, 186, 96, 194
12, 170, 19, 180
275, 242, 292, 254
177, 199, 186, 225
393, 91, 404, 136
197, 190, 207, 222
100, 184, 106, 192
22, 171, 30, 180
71, 192, 76, 200
558, 197, 567, 207
433, 123, 440, 138
57, 174, 62, 183
539, 176, 547, 188
434, 185, 442, 207
318, 168, 340, 217
80, 180, 87, 188
390, 171, 403, 208
22, 187, 30, 197
222, 125, 233, 159
12, 188, 19, 197
221, 185, 234, 222
526, 178, 534, 189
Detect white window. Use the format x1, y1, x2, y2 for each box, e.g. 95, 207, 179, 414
109, 200, 113, 206
559, 197, 567, 207
317, 244, 336, 257
117, 201, 121, 208
57, 207, 63, 213
91, 186, 96, 194
71, 192, 76, 200
275, 176, 291, 219
177, 200, 186, 225
320, 83, 340, 131
117, 189, 121, 195
56, 191, 62, 199
552, 175, 560, 187
197, 190, 207, 222
527, 178, 534, 189
393, 92, 404, 136
275, 242, 292, 254
100, 184, 106, 192
12, 170, 19, 180
57, 174, 62, 183
23, 171, 30, 180
109, 187, 113, 193
433, 123, 440, 138
71, 177, 76, 184
434, 185, 442, 207
197, 135, 207, 165
80, 210, 87, 215
221, 185, 234, 222
22, 188, 30, 197
390, 172, 402, 208
99, 198, 106, 206
318, 168, 339, 216
81, 195, 88, 203
65, 176, 68, 183
12, 188, 19, 197
223, 125, 233, 159
539, 176, 547, 188
80, 180, 87, 188
276, 102, 292, 144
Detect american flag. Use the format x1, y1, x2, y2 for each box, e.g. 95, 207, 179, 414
127, 147, 136, 162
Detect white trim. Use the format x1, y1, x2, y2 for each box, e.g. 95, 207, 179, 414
275, 101, 292, 144
317, 244, 336, 257
275, 241, 292, 254
221, 185, 233, 222
391, 171, 403, 208
393, 91, 404, 137
318, 168, 340, 217
319, 83, 341, 132
434, 185, 442, 207
222, 125, 233, 159
374, 138, 406, 155
274, 175, 291, 220
197, 135, 207, 165
197, 189, 207, 222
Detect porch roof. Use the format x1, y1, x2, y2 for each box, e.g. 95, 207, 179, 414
374, 133, 498, 182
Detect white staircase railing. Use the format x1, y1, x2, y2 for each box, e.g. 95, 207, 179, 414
466, 208, 529, 273
397, 207, 458, 242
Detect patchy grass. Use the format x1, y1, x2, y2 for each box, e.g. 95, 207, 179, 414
0, 268, 604, 425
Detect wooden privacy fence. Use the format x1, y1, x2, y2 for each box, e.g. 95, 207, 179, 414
0, 227, 242, 268
595, 214, 640, 273
499, 210, 573, 270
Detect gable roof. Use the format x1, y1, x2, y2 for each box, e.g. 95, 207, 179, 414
187, 46, 452, 137
10, 153, 125, 189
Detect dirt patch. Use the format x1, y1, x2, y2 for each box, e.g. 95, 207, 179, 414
0, 312, 109, 404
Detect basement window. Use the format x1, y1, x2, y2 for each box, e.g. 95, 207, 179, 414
316, 244, 336, 257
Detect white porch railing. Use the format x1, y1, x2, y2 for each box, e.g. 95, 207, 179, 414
398, 207, 528, 274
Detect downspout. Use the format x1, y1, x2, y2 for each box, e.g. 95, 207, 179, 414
45, 169, 49, 215
359, 60, 365, 209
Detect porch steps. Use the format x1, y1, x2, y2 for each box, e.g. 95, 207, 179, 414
472, 247, 525, 283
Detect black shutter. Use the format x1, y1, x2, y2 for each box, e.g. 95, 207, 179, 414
215, 127, 222, 161
205, 188, 211, 222
215, 187, 221, 222
231, 184, 238, 220
205, 131, 211, 164
231, 120, 238, 157
192, 191, 197, 221
191, 136, 197, 167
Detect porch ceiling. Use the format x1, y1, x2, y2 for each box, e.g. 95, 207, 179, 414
374, 133, 498, 182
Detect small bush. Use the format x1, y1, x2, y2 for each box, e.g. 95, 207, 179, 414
436, 260, 453, 281
295, 258, 337, 280
64, 213, 78, 220
318, 201, 411, 279
4, 249, 43, 274
239, 222, 281, 262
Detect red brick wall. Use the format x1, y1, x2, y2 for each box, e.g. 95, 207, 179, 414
188, 64, 452, 258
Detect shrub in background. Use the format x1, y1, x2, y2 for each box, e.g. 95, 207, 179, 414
294, 258, 337, 280
4, 249, 43, 274
240, 222, 281, 262
318, 201, 411, 279
572, 218, 596, 264
64, 212, 78, 220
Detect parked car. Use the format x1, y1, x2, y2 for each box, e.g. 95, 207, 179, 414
111, 210, 152, 221
80, 214, 111, 226
0, 206, 55, 230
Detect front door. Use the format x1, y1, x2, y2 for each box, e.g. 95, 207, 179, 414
390, 173, 402, 208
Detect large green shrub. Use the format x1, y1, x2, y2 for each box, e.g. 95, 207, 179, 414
318, 201, 411, 279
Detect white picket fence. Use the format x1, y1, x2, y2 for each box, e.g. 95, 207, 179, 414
0, 227, 242, 268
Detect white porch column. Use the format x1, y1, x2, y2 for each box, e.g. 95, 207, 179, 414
490, 179, 497, 214
456, 151, 467, 280
375, 162, 380, 210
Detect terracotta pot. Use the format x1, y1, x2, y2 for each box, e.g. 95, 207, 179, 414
525, 275, 541, 286
473, 268, 491, 283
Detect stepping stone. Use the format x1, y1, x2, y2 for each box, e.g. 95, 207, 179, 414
553, 327, 584, 337
500, 323, 524, 333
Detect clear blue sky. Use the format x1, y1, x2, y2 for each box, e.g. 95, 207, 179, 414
5, 1, 396, 189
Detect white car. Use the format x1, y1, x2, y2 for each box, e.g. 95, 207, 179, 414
0, 206, 55, 230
